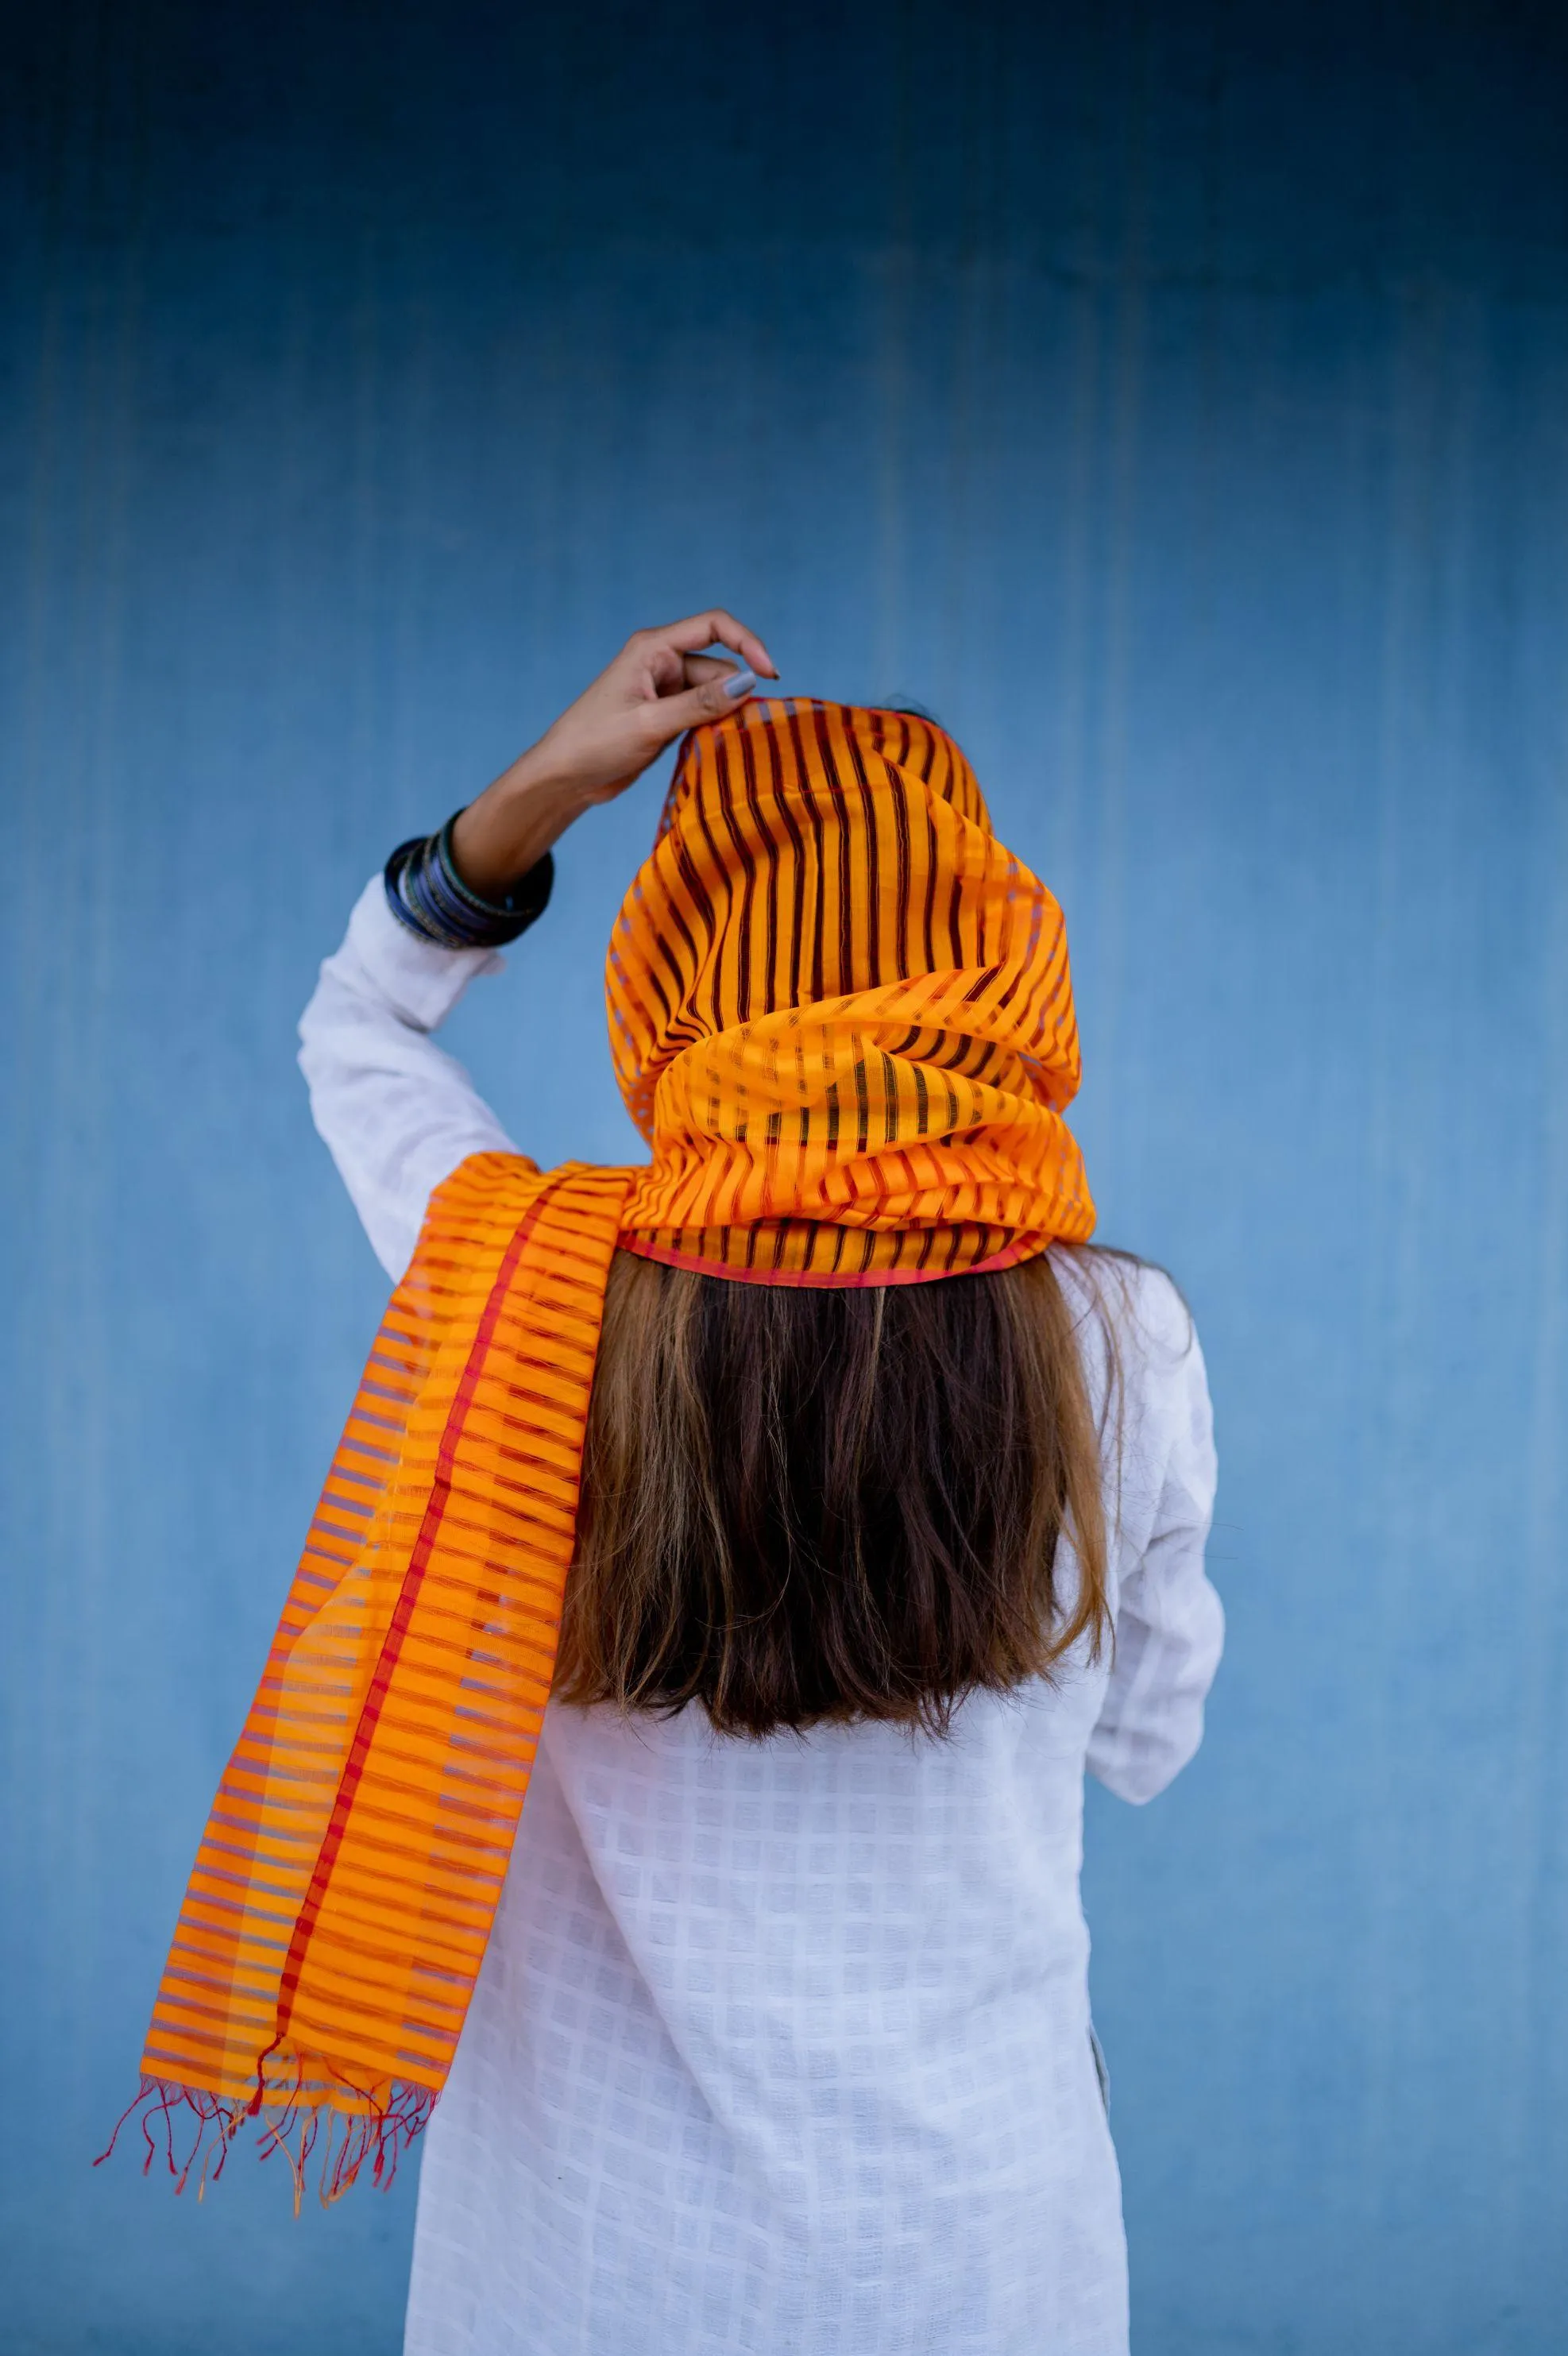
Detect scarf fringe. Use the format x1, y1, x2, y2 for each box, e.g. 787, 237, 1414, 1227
95, 2072, 435, 2211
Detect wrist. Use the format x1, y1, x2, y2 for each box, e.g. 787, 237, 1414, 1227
450, 751, 589, 898
384, 815, 554, 951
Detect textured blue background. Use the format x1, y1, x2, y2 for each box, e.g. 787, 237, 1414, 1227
5, 3, 1567, 2349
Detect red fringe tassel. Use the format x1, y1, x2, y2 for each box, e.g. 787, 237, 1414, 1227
95, 2074, 435, 2211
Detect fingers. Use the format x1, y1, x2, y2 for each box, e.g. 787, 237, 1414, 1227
636, 610, 778, 679
639, 671, 762, 743
682, 652, 743, 686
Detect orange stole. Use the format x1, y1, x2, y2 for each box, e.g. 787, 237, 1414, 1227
120, 1158, 631, 2197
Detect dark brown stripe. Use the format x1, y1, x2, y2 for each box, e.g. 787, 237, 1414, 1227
609, 914, 676, 1041
644, 847, 706, 1038
946, 845, 965, 968
890, 765, 912, 974
692, 747, 743, 1033
840, 717, 885, 989
784, 705, 828, 1006
921, 800, 940, 971
734, 718, 780, 1021
809, 702, 855, 991
879, 1052, 900, 1146
755, 712, 806, 1010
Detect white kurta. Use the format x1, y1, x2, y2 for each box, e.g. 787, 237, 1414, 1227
297, 880, 1224, 2356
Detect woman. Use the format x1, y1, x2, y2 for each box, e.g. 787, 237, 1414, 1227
128, 612, 1221, 2356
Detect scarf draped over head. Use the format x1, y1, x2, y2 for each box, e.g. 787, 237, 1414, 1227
110, 700, 1095, 2203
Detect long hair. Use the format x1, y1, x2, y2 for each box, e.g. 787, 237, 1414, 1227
555, 1246, 1117, 1739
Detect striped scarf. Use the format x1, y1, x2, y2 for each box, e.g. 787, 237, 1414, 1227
109, 699, 1095, 2201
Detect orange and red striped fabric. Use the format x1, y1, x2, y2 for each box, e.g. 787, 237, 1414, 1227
114, 701, 1095, 2200
614, 700, 1091, 1280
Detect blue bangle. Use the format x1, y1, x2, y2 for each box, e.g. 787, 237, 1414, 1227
384, 813, 554, 949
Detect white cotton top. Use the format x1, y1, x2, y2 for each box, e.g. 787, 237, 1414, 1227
297, 879, 1224, 2356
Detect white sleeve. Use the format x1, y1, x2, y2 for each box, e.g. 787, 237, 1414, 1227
1086, 1274, 1224, 1806
296, 875, 523, 1281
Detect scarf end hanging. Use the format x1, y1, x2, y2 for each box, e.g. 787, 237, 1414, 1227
95, 2070, 436, 2212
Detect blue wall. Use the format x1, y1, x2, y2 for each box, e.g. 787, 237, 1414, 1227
5, 3, 1567, 2348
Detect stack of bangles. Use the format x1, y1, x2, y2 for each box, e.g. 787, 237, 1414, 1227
384, 813, 554, 950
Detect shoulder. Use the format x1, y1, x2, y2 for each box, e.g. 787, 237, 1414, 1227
1047, 1245, 1196, 1381
1048, 1245, 1214, 1498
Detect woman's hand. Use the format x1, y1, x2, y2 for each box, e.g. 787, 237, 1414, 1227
450, 612, 777, 899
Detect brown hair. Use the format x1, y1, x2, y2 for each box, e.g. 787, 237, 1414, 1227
554, 1246, 1115, 1739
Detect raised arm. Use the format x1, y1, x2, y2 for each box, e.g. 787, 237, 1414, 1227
299, 612, 777, 1280
297, 884, 517, 1280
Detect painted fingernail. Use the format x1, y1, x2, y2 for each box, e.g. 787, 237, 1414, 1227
724, 667, 757, 698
